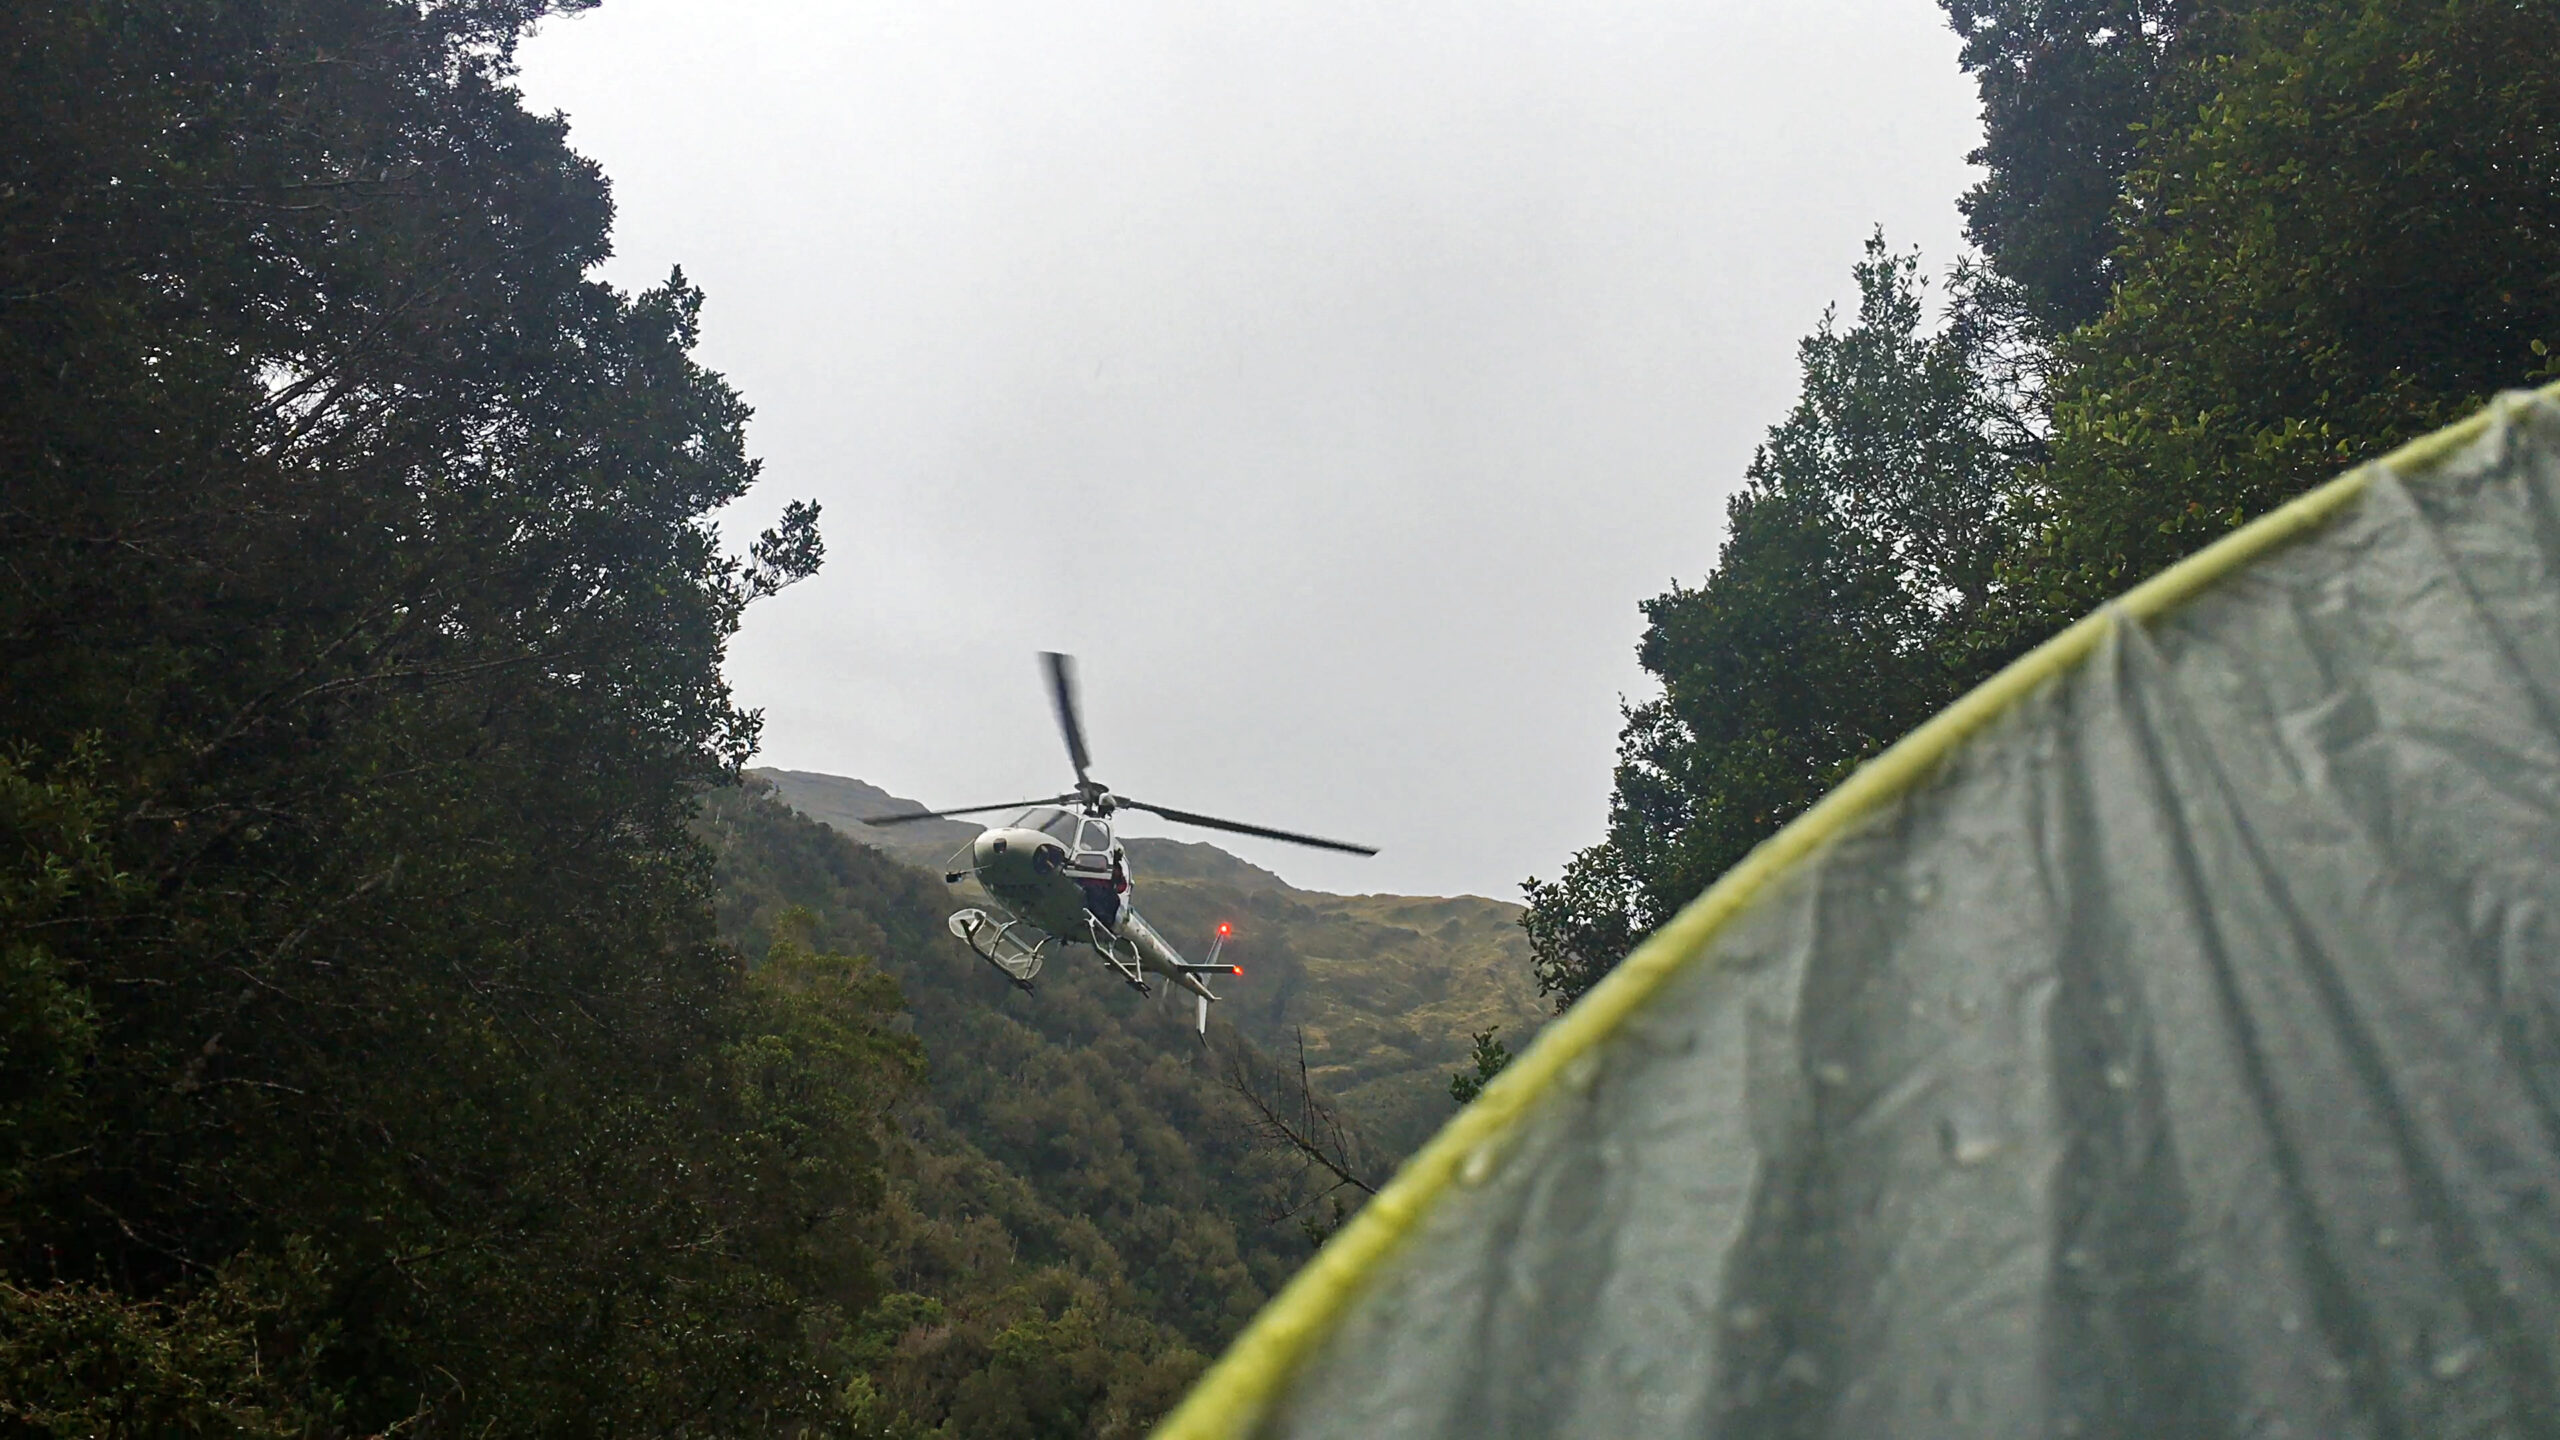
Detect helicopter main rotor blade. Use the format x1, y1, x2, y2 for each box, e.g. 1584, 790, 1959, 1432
1113, 797, 1378, 856
1042, 651, 1094, 789
861, 794, 1078, 826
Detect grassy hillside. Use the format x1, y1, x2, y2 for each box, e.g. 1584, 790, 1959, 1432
753, 768, 1547, 1156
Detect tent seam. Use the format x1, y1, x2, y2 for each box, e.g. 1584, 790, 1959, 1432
1153, 379, 2560, 1440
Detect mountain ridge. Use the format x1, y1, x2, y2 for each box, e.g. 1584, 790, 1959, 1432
748, 767, 1548, 1155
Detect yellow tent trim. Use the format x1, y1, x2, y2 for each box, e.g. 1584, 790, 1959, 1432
1155, 379, 2560, 1440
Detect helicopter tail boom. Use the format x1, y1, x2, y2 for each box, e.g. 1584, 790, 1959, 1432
1115, 909, 1228, 1033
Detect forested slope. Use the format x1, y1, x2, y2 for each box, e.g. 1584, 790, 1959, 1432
756, 768, 1548, 1154
702, 780, 1358, 1435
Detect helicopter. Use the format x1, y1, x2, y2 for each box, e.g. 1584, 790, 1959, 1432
862, 652, 1375, 1033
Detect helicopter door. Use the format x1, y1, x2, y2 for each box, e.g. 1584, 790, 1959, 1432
1067, 818, 1123, 928
1066, 819, 1115, 877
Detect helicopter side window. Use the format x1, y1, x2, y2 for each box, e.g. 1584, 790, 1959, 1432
1034, 811, 1081, 844
1062, 821, 1116, 882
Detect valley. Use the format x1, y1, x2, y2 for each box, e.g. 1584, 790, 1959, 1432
754, 768, 1549, 1156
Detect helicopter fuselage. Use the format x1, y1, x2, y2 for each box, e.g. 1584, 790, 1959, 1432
971, 822, 1099, 937
967, 810, 1220, 1001
862, 654, 1366, 1033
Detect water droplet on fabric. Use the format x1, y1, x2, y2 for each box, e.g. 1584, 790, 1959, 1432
2374, 1225, 2401, 1250
2279, 1310, 2302, 1334
1726, 1304, 1766, 1333
1460, 1142, 1498, 1186
1939, 1113, 2003, 1166
2103, 1063, 2134, 1089
2430, 1339, 2483, 1380
1563, 1051, 1601, 1093
1813, 1061, 1849, 1087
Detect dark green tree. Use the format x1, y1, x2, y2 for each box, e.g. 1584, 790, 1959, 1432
0, 1, 889, 1430
1938, 0, 2196, 330
1534, 0, 2560, 1015
1523, 240, 2037, 1009
1446, 1027, 1512, 1105
2020, 0, 2560, 619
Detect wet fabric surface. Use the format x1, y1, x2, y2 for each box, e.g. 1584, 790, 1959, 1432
1255, 398, 2560, 1440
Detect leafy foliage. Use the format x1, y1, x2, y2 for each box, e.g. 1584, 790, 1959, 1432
1938, 0, 2194, 330
1533, 0, 2560, 1014
0, 1, 933, 1431
0, 1248, 335, 1438
2021, 0, 2560, 615
1446, 1028, 1512, 1106
1524, 239, 2038, 1008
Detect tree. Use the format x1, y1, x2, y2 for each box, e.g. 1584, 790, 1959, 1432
1446, 1027, 1512, 1105
1532, 0, 2560, 1016
1524, 239, 2037, 1009
1216, 1030, 1380, 1249
0, 1, 874, 1429
1938, 0, 2197, 331
2020, 0, 2560, 620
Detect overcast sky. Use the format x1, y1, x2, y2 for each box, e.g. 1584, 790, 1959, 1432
515, 0, 1984, 900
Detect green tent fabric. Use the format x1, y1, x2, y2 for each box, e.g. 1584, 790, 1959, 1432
1162, 381, 2560, 1440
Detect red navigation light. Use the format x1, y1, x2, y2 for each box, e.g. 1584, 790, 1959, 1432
1217, 923, 1232, 937
1230, 966, 1243, 975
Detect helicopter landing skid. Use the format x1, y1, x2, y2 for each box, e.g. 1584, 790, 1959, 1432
1086, 916, 1155, 997
948, 909, 1043, 989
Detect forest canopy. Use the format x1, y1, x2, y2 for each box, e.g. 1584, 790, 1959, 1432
0, 1, 874, 1430
1526, 0, 2560, 1010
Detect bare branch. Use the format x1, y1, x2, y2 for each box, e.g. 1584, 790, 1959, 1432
1216, 1028, 1377, 1203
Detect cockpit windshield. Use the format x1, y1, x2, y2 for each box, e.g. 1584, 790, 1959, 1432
1009, 808, 1082, 844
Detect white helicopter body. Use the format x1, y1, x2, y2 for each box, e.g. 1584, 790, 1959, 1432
866, 655, 1373, 1035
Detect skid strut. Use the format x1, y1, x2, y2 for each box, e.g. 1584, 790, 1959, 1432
948, 909, 1044, 989
1086, 916, 1156, 996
